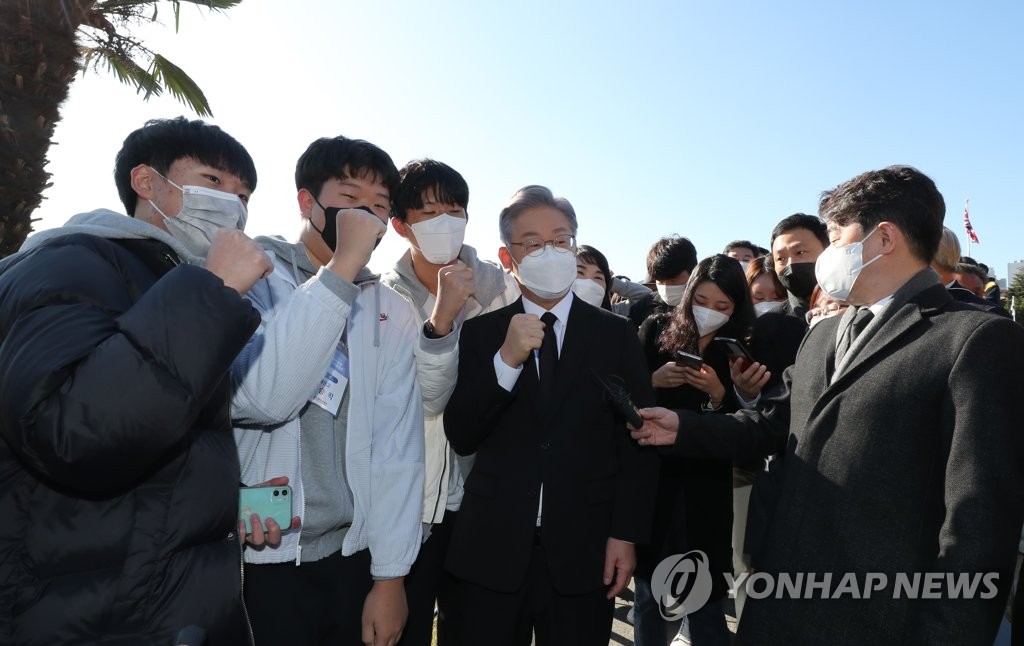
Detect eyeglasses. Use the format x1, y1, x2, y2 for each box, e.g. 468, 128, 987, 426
508, 234, 576, 256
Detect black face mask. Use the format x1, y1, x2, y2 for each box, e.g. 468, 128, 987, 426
311, 197, 382, 251
778, 262, 817, 299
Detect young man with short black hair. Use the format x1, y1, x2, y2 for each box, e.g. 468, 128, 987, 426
232, 135, 427, 645
0, 117, 269, 644
768, 213, 829, 319
381, 158, 519, 645
622, 235, 699, 328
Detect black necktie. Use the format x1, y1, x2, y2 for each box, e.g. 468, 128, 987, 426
539, 312, 558, 409
837, 306, 874, 366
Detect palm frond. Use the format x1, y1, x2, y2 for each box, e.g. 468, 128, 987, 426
82, 44, 163, 99
149, 54, 212, 117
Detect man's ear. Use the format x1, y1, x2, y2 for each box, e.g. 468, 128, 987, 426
877, 221, 899, 255
130, 164, 157, 201
297, 188, 315, 221
498, 246, 514, 271
391, 216, 410, 239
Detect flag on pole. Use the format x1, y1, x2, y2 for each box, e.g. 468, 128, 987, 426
963, 199, 980, 244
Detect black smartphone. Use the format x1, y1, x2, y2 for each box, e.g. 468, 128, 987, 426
715, 337, 754, 370
674, 350, 703, 370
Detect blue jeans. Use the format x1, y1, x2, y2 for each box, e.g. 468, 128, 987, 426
634, 576, 730, 646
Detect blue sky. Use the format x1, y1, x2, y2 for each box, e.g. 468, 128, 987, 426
34, 0, 1024, 282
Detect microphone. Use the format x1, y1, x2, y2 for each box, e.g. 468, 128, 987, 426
594, 372, 644, 428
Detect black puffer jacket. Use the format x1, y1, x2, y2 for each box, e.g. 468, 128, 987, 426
0, 232, 261, 645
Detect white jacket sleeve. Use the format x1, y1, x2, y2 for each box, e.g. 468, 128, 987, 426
415, 325, 459, 418
366, 291, 426, 578
231, 266, 357, 425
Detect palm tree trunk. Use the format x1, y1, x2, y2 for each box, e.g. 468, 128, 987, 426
0, 0, 94, 258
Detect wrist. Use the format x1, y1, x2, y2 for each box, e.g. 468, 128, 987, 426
371, 577, 405, 589
427, 314, 453, 337
325, 255, 362, 282
499, 346, 523, 368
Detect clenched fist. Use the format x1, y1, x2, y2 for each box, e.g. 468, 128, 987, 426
205, 228, 273, 296
430, 261, 475, 336
326, 209, 387, 281
499, 313, 546, 368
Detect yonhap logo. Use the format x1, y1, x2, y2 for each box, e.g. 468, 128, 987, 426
651, 550, 714, 620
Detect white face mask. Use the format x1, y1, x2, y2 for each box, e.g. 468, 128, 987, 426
692, 305, 730, 337
409, 213, 467, 264
814, 226, 883, 301
149, 170, 247, 259
513, 245, 577, 300
572, 278, 606, 307
739, 260, 751, 273
753, 300, 785, 317
657, 283, 686, 306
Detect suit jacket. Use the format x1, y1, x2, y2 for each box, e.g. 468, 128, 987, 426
624, 290, 674, 330
443, 296, 659, 595
669, 270, 1024, 646
750, 310, 809, 392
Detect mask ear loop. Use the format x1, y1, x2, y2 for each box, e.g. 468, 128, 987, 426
147, 166, 185, 221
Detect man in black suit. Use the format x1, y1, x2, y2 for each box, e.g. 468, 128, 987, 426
748, 214, 829, 389
443, 185, 658, 646
768, 213, 828, 321
632, 166, 1024, 646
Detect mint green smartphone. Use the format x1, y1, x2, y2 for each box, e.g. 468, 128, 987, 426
239, 485, 293, 534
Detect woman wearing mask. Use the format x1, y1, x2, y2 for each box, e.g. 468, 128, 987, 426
633, 255, 758, 646
745, 256, 787, 316
573, 244, 650, 312
572, 245, 615, 310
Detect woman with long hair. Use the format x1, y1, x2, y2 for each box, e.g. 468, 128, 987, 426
632, 254, 758, 646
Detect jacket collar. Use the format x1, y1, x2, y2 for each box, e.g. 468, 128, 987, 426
824, 268, 947, 391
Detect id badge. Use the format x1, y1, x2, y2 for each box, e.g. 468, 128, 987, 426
310, 341, 349, 416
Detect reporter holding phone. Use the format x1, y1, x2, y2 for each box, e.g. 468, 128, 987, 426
634, 254, 766, 646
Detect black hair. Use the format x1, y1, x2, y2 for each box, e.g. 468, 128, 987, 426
114, 116, 257, 216
294, 136, 400, 204
959, 256, 978, 266
955, 263, 988, 282
646, 236, 698, 282
818, 166, 945, 263
723, 240, 759, 256
576, 244, 614, 311
392, 159, 469, 222
658, 254, 754, 355
769, 213, 829, 250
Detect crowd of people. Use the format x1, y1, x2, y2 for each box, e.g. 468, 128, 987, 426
0, 116, 1020, 646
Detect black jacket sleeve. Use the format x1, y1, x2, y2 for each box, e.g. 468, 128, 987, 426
0, 241, 260, 494
443, 314, 515, 456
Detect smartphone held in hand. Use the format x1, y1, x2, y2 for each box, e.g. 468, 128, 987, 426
239, 484, 293, 534
674, 350, 703, 370
715, 336, 754, 370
